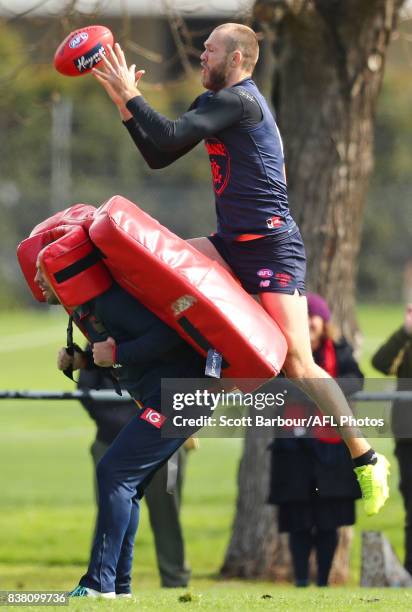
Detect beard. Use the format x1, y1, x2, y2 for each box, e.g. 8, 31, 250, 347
46, 294, 60, 305
202, 57, 231, 92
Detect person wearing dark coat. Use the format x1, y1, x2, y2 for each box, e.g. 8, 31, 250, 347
77, 362, 191, 588
268, 293, 363, 587
371, 304, 412, 575
34, 258, 206, 597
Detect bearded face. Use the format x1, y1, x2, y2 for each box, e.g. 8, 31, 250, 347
200, 30, 233, 92
201, 54, 232, 92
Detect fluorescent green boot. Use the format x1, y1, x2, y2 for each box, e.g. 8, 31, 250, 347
354, 453, 390, 516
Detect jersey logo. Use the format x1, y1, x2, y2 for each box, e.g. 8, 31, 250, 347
275, 272, 292, 288
140, 407, 166, 428
205, 138, 231, 195
257, 268, 274, 278
266, 216, 284, 229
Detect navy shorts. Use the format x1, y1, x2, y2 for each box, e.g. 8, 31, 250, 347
208, 229, 306, 295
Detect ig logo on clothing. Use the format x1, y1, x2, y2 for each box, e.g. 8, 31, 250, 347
140, 407, 166, 428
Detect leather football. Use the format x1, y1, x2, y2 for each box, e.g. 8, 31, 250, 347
54, 25, 114, 77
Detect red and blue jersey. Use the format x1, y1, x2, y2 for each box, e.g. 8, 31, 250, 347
124, 78, 296, 240
195, 79, 295, 239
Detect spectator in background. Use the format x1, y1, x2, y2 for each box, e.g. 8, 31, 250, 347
268, 293, 362, 587
371, 304, 412, 575
77, 361, 191, 588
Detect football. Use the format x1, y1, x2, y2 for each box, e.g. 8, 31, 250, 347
54, 25, 114, 77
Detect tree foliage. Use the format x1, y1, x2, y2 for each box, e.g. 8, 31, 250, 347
1, 4, 412, 307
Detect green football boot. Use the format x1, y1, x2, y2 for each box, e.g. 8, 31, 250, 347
354, 452, 390, 516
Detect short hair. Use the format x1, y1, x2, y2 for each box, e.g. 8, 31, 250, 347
215, 23, 259, 73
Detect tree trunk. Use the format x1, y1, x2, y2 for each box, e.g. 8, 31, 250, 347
268, 0, 405, 339
221, 0, 404, 582
220, 423, 287, 580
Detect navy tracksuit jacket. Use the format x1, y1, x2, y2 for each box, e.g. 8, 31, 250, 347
73, 282, 204, 593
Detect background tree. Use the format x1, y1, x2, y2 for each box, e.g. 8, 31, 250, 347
2, 2, 412, 307
221, 0, 405, 582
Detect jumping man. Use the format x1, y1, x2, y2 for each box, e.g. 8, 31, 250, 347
92, 23, 389, 515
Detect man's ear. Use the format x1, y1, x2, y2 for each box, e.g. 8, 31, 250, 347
232, 50, 242, 67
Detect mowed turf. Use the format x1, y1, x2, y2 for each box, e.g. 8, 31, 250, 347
0, 304, 409, 610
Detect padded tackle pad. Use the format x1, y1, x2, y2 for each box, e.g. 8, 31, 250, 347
18, 224, 112, 306
18, 204, 97, 302
89, 195, 288, 382
30, 203, 96, 236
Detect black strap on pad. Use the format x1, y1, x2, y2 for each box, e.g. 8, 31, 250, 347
63, 315, 122, 396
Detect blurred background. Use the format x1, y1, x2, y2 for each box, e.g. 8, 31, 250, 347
0, 0, 411, 309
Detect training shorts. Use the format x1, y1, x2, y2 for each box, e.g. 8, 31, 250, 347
208, 228, 306, 295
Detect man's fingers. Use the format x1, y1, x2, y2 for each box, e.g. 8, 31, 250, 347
135, 69, 145, 84
92, 73, 117, 97
99, 49, 117, 75
92, 68, 111, 81
115, 42, 128, 68
97, 58, 111, 75
93, 74, 115, 97
107, 44, 121, 70
57, 348, 73, 371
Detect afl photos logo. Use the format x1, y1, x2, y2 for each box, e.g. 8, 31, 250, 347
205, 139, 231, 195
140, 407, 166, 428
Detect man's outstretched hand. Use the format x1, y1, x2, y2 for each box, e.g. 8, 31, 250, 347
92, 43, 145, 119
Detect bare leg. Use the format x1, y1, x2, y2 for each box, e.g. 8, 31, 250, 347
259, 291, 370, 459
187, 240, 368, 457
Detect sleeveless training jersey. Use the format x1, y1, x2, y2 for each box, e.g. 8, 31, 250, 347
124, 78, 297, 241
194, 78, 296, 240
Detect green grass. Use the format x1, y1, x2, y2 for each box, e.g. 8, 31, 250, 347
0, 305, 410, 610
5, 587, 412, 612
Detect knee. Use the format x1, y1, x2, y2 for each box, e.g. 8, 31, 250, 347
96, 457, 134, 504
283, 350, 314, 378
96, 455, 117, 487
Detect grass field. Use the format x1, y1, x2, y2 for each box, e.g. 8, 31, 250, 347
0, 303, 409, 610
